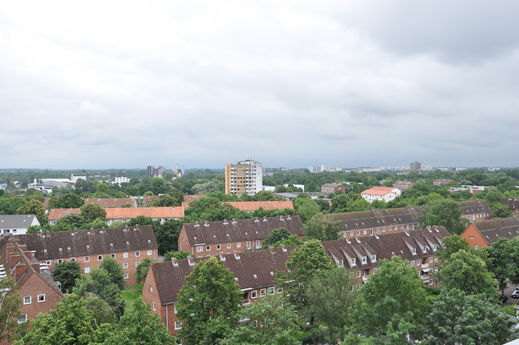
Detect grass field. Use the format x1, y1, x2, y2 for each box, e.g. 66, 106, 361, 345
121, 284, 142, 303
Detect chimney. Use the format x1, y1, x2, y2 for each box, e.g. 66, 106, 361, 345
204, 221, 209, 227
223, 219, 228, 225
231, 218, 237, 224
254, 217, 259, 223
280, 215, 285, 221
171, 257, 178, 267
263, 216, 268, 222
187, 256, 195, 266
194, 221, 200, 227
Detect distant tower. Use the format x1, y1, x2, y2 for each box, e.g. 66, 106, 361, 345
410, 161, 421, 171
225, 159, 263, 196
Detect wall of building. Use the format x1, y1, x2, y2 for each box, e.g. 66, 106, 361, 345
461, 224, 488, 248
19, 273, 62, 322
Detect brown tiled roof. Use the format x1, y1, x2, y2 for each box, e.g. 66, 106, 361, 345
361, 186, 398, 196
223, 201, 294, 212
152, 246, 294, 304
182, 195, 206, 208
183, 215, 303, 246
459, 200, 492, 216
0, 226, 157, 260
323, 207, 421, 232
84, 198, 137, 208
48, 208, 81, 221
322, 226, 449, 269
105, 207, 184, 220
473, 216, 519, 245
143, 196, 160, 206
16, 269, 65, 297
501, 198, 519, 212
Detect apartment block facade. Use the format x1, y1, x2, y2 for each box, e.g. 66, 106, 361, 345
225, 159, 263, 196
461, 215, 519, 248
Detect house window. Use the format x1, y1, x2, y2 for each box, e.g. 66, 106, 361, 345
152, 302, 156, 311
57, 259, 63, 264
255, 240, 261, 249
216, 244, 221, 250
123, 252, 128, 258
227, 243, 231, 249
147, 250, 152, 256
38, 294, 45, 302
124, 273, 129, 279
123, 263, 128, 269
18, 314, 27, 323
197, 246, 203, 253
46, 260, 51, 265
84, 256, 90, 262
337, 260, 344, 268
246, 241, 251, 250
175, 321, 182, 330
268, 287, 274, 295
98, 255, 103, 261
71, 258, 76, 262
23, 296, 31, 305
350, 258, 356, 265
361, 256, 367, 264
149, 286, 153, 293
174, 304, 177, 314
237, 242, 241, 248
135, 251, 141, 257
260, 289, 266, 297
277, 287, 283, 294
357, 270, 361, 278
136, 261, 140, 267
111, 254, 116, 259
251, 290, 257, 299
85, 267, 90, 273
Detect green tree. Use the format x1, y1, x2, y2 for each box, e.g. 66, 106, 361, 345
164, 251, 190, 261
153, 219, 184, 255
439, 249, 497, 299
53, 261, 81, 293
136, 258, 154, 284
278, 240, 334, 312
99, 257, 126, 290
220, 295, 301, 345
73, 268, 125, 317
425, 288, 514, 345
150, 178, 167, 195
491, 202, 513, 218
304, 268, 356, 343
103, 298, 175, 345
487, 237, 519, 297
16, 199, 46, 225
0, 277, 23, 343
435, 234, 472, 260
262, 227, 291, 248
177, 257, 242, 345
80, 203, 106, 223
151, 190, 184, 207
330, 194, 349, 213
304, 214, 341, 241
418, 199, 466, 234
270, 234, 302, 247
49, 193, 84, 208
55, 213, 86, 229
293, 197, 320, 222
127, 216, 154, 226
82, 293, 116, 325
305, 181, 319, 192
350, 257, 428, 343
16, 294, 111, 345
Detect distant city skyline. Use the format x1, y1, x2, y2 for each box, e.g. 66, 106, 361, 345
1, 2, 519, 169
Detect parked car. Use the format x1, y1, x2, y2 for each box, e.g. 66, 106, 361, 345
512, 290, 519, 299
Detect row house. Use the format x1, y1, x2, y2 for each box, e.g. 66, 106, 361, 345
461, 215, 519, 248
142, 246, 293, 336
83, 198, 137, 208
324, 207, 422, 239
48, 207, 184, 225
433, 179, 454, 187
323, 226, 449, 288
393, 181, 415, 191
501, 198, 519, 214
320, 183, 346, 194
1, 238, 63, 332
459, 200, 492, 222
178, 215, 304, 257
0, 225, 158, 286
222, 200, 294, 212
0, 214, 40, 236
361, 186, 401, 203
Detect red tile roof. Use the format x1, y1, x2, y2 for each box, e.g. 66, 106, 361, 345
48, 208, 81, 221
105, 207, 184, 219
361, 186, 398, 196
223, 201, 294, 212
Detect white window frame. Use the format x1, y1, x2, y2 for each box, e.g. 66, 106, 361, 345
135, 251, 141, 257
23, 296, 31, 305
37, 294, 45, 302
175, 321, 182, 330
124, 273, 129, 279
97, 255, 103, 261
260, 289, 266, 297
136, 261, 140, 267
216, 244, 221, 250
147, 250, 152, 256
268, 287, 274, 295
197, 246, 203, 253
84, 256, 90, 262
123, 262, 128, 269
18, 314, 27, 324
111, 253, 116, 259
237, 242, 241, 248
251, 290, 257, 299
206, 245, 211, 251
85, 267, 90, 273
123, 252, 128, 258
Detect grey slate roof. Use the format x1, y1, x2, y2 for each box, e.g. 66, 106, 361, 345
0, 214, 38, 228
183, 215, 304, 246
473, 216, 519, 245
0, 225, 157, 260
324, 207, 421, 232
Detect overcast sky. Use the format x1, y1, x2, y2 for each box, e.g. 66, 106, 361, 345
1, 1, 518, 169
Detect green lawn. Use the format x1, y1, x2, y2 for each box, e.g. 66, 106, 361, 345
121, 284, 142, 303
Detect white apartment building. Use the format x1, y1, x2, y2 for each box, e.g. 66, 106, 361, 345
225, 159, 263, 196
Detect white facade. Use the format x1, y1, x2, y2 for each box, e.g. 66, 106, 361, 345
238, 159, 263, 195
114, 176, 131, 185
361, 188, 401, 203
71, 173, 87, 183
0, 215, 40, 236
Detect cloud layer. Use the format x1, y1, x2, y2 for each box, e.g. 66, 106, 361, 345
1, 1, 518, 169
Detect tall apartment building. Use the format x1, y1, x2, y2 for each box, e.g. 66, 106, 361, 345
225, 159, 263, 196
410, 161, 421, 171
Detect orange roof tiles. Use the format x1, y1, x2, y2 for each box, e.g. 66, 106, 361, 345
361, 186, 398, 196
48, 208, 81, 221
223, 200, 294, 212
105, 207, 184, 219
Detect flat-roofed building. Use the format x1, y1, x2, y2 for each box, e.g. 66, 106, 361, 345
225, 159, 263, 196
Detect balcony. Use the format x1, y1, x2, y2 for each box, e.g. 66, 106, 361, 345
421, 263, 429, 269
421, 275, 429, 281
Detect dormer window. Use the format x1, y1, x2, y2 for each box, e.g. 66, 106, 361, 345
350, 258, 356, 266
412, 248, 416, 255
361, 256, 367, 264
371, 255, 376, 262
432, 244, 438, 251
337, 260, 344, 268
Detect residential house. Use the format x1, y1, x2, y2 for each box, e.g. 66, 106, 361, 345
461, 216, 519, 248
361, 186, 401, 203
501, 198, 519, 214
433, 179, 454, 187
0, 215, 40, 236
459, 200, 492, 223
48, 207, 184, 225
393, 181, 415, 190
1, 239, 64, 329
321, 183, 346, 194
222, 200, 294, 212
0, 225, 158, 286
142, 246, 293, 336
178, 215, 304, 256
324, 207, 422, 239
323, 226, 449, 288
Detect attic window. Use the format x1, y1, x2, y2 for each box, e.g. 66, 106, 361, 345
411, 248, 416, 255
361, 256, 367, 264
371, 255, 376, 262
253, 274, 257, 279
350, 258, 356, 265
